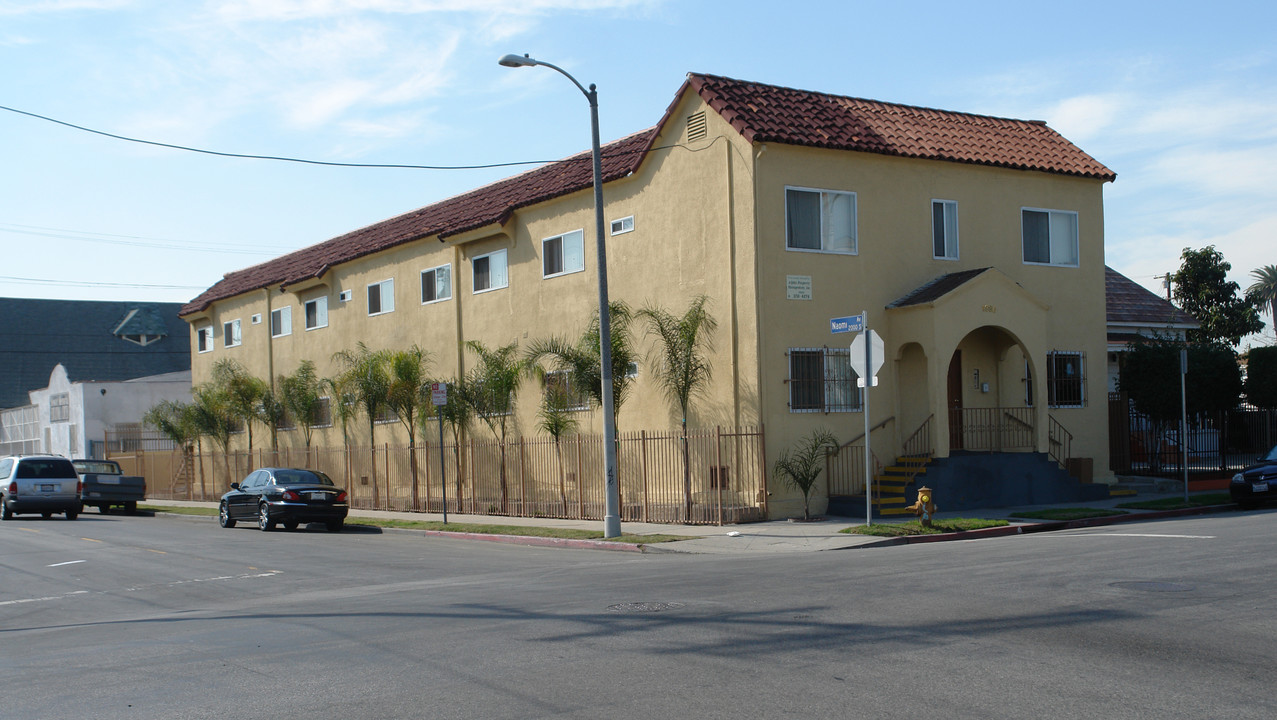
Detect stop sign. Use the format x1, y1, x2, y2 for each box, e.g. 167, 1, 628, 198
850, 329, 884, 385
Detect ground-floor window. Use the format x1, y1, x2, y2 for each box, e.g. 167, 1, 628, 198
787, 347, 861, 412
1047, 351, 1085, 408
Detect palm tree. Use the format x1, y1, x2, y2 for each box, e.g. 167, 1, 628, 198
322, 373, 360, 486
143, 399, 201, 499
190, 382, 237, 491
1248, 264, 1277, 335
332, 343, 391, 507
464, 340, 528, 513
638, 296, 718, 520
773, 429, 838, 521
279, 360, 325, 456
258, 388, 287, 458
526, 300, 638, 434
210, 359, 268, 454
536, 375, 581, 514
429, 376, 474, 513
378, 346, 432, 510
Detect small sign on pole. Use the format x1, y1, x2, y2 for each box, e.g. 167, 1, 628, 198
830, 314, 865, 334
431, 382, 449, 523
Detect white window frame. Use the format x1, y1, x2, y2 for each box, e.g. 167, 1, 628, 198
270, 306, 292, 338
932, 199, 959, 260
420, 264, 452, 304
542, 230, 585, 279
197, 326, 214, 353
785, 186, 858, 255
49, 393, 70, 423
222, 319, 242, 348
610, 216, 634, 236
339, 289, 352, 303
1021, 208, 1079, 267
250, 313, 262, 325
367, 278, 395, 316
543, 371, 591, 412
304, 296, 328, 331
787, 347, 862, 413
473, 249, 509, 293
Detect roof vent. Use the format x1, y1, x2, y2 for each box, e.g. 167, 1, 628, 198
686, 111, 708, 142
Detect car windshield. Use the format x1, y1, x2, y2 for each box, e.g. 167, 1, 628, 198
1265, 445, 1277, 462
272, 469, 334, 486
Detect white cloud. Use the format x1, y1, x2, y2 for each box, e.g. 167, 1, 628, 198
0, 0, 133, 15
208, 0, 649, 22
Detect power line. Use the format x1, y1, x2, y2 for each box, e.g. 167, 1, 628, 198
0, 275, 206, 290
0, 223, 281, 256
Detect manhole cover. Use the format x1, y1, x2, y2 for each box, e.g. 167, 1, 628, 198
607, 602, 685, 613
1111, 581, 1194, 593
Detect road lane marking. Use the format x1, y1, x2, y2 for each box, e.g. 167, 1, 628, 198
146, 549, 167, 554
48, 560, 87, 567
1057, 533, 1215, 539
1, 571, 281, 607
0, 591, 89, 606
81, 538, 102, 543
19, 528, 40, 533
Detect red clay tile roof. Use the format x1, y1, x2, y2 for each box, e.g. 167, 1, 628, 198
1105, 266, 1197, 327
183, 73, 1115, 316
180, 129, 657, 316
686, 73, 1116, 181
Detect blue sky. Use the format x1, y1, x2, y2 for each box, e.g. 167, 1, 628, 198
2, 0, 1273, 345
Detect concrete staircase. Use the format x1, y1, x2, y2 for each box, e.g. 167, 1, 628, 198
873, 455, 931, 516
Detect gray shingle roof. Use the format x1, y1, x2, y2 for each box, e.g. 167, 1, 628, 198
0, 298, 191, 409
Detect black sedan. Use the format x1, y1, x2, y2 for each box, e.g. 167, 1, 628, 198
1230, 445, 1277, 509
219, 468, 348, 532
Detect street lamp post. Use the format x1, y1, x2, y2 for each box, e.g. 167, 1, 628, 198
499, 53, 621, 538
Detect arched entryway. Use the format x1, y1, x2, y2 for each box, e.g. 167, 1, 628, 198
944, 325, 1036, 454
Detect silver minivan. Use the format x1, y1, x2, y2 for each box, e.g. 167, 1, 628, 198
0, 455, 81, 520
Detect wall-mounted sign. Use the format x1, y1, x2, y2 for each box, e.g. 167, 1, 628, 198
786, 275, 812, 301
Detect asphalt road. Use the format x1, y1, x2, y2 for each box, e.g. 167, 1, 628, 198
2, 510, 1274, 719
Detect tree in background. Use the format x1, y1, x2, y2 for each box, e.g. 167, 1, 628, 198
1172, 246, 1264, 346
210, 359, 269, 453
464, 340, 528, 513
379, 346, 432, 510
526, 301, 639, 435
279, 360, 326, 453
1245, 347, 1277, 409
1247, 265, 1277, 340
332, 343, 391, 506
143, 399, 202, 498
535, 375, 581, 513
190, 381, 237, 488
637, 295, 718, 520
429, 376, 474, 513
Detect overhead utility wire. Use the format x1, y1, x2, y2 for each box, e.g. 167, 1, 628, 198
0, 103, 701, 171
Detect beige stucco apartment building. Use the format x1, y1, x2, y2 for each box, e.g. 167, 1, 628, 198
181, 73, 1116, 519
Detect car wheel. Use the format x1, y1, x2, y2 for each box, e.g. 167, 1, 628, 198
42, 512, 53, 519
218, 501, 236, 528
258, 503, 276, 532
99, 504, 111, 514
326, 519, 344, 533
1, 502, 12, 521
125, 502, 137, 515
66, 509, 78, 520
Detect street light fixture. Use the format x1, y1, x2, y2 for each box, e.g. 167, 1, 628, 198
499, 53, 621, 538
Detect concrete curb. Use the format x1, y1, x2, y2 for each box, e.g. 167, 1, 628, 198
843, 503, 1239, 549
416, 529, 647, 553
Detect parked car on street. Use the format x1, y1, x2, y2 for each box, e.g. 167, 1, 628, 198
1231, 444, 1277, 509
219, 467, 348, 532
1, 455, 81, 520
73, 459, 146, 515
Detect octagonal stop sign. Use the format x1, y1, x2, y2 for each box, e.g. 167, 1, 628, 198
850, 329, 884, 387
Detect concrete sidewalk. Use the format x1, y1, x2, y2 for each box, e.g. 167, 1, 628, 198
143, 488, 1240, 555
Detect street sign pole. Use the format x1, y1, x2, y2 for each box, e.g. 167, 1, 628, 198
431, 382, 450, 524
1180, 349, 1188, 502
863, 312, 873, 526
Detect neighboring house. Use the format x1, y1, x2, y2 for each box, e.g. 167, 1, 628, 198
1104, 266, 1199, 393
0, 298, 191, 410
2, 365, 192, 458
181, 72, 1117, 517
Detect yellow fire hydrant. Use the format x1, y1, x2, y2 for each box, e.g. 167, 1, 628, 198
906, 486, 938, 528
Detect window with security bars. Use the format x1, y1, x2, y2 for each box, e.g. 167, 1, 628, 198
787, 348, 861, 412
1047, 351, 1085, 408
50, 393, 70, 423
543, 371, 591, 411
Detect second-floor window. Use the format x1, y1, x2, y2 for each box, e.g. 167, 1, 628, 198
223, 319, 241, 348
1022, 208, 1078, 267
932, 200, 958, 260
786, 187, 856, 254
197, 326, 213, 353
543, 230, 584, 278
474, 249, 508, 293
304, 296, 328, 330
421, 264, 451, 303
270, 306, 291, 338
368, 279, 395, 316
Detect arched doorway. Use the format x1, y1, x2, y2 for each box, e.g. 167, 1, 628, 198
946, 326, 1035, 454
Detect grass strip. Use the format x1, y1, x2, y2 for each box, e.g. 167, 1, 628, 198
138, 504, 691, 544
1115, 492, 1232, 511
1009, 507, 1129, 521
841, 518, 1008, 537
